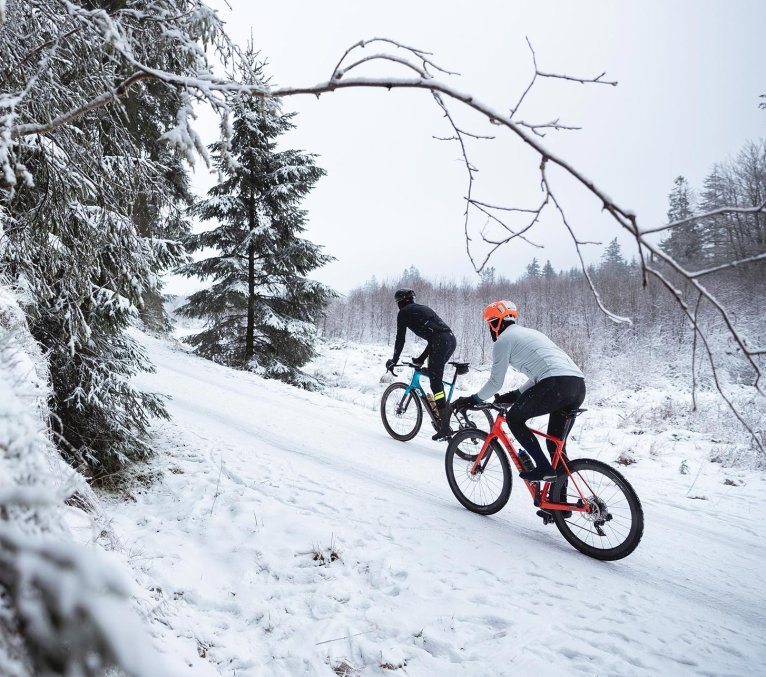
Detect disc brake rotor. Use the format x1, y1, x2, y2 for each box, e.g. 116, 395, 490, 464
583, 495, 612, 536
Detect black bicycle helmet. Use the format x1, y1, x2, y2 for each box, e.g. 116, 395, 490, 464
394, 289, 415, 303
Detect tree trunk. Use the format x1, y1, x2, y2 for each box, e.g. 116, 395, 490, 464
245, 188, 257, 366
245, 241, 256, 365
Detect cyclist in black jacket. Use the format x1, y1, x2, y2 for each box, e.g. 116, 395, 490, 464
385, 289, 457, 440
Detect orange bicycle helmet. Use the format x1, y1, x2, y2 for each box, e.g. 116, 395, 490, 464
483, 300, 518, 338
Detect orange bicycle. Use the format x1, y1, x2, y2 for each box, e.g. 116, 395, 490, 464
445, 403, 644, 560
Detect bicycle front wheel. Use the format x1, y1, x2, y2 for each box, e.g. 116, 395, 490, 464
445, 430, 512, 515
380, 382, 423, 441
553, 458, 644, 561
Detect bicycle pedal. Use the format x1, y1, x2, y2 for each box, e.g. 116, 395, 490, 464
536, 509, 555, 525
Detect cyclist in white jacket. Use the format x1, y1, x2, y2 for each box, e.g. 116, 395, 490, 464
452, 300, 585, 482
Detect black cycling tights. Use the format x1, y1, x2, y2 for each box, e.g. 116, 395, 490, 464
505, 376, 586, 469
427, 331, 457, 409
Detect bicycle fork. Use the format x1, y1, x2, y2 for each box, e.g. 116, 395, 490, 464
398, 389, 439, 424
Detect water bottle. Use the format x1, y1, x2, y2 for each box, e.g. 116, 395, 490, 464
518, 449, 535, 472
426, 392, 438, 415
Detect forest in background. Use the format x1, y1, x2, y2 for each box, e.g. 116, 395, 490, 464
321, 140, 765, 453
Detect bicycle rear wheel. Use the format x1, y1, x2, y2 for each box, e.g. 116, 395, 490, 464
381, 382, 423, 441
453, 407, 494, 436
445, 430, 512, 515
553, 458, 644, 561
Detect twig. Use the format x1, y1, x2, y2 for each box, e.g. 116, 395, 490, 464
685, 460, 705, 497
640, 201, 766, 235
209, 455, 223, 516
691, 293, 703, 412
315, 630, 375, 646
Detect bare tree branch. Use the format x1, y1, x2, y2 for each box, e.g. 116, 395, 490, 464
640, 200, 766, 235
688, 252, 766, 279
3, 24, 762, 451
511, 37, 616, 118
542, 161, 632, 325
647, 265, 763, 450
691, 293, 702, 412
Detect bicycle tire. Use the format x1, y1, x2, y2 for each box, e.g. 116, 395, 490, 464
445, 430, 512, 515
380, 382, 423, 442
552, 458, 644, 561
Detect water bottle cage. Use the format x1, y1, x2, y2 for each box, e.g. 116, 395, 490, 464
518, 451, 536, 473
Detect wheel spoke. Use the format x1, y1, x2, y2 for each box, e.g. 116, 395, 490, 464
381, 384, 423, 440
446, 432, 512, 514
553, 459, 643, 560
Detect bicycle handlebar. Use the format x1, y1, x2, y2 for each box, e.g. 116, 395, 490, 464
456, 401, 586, 424
387, 361, 424, 377
453, 400, 510, 413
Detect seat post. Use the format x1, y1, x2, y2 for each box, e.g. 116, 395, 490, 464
560, 408, 586, 445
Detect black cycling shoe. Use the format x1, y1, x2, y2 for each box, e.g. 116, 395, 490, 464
536, 509, 555, 525
431, 420, 454, 441
519, 466, 557, 483
431, 407, 452, 441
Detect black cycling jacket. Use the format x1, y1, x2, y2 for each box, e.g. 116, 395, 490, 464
392, 302, 452, 363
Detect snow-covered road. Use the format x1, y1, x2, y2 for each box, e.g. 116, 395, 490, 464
106, 334, 766, 676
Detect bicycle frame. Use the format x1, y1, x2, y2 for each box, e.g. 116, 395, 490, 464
472, 411, 593, 514
403, 368, 458, 404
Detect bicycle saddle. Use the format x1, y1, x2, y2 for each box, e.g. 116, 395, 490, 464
562, 408, 588, 418
449, 361, 469, 375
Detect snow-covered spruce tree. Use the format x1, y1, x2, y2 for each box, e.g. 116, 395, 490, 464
2, 127, 176, 476
0, 0, 219, 477
599, 237, 629, 276
525, 257, 541, 278
178, 59, 334, 389
660, 176, 702, 266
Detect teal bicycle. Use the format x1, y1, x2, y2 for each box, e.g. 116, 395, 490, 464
380, 361, 493, 442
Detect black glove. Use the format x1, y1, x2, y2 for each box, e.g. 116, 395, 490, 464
494, 389, 521, 405
452, 395, 479, 410
385, 359, 396, 371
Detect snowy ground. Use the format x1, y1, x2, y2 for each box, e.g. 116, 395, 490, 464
98, 332, 766, 676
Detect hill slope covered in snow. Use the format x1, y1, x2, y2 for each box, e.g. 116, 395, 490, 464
97, 331, 766, 676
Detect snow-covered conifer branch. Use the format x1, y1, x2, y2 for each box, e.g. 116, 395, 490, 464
9, 71, 154, 140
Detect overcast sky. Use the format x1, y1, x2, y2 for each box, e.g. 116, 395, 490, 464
184, 0, 765, 294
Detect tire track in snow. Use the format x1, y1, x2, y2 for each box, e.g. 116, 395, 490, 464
121, 334, 766, 675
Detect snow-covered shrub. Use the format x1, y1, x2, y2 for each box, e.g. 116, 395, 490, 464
0, 286, 158, 676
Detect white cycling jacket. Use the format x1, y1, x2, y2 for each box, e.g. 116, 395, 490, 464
476, 324, 583, 400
